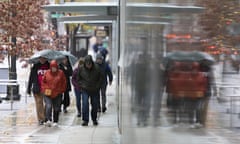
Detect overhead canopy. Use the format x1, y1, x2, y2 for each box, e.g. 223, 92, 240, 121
42, 2, 118, 15
42, 2, 204, 25
58, 15, 117, 25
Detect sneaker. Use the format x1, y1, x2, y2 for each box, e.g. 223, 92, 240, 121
82, 121, 88, 126
52, 122, 58, 127
93, 121, 98, 126
44, 120, 52, 127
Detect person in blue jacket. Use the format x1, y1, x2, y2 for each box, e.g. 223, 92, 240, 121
95, 53, 113, 113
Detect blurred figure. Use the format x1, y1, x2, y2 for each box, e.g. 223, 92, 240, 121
71, 57, 85, 117
95, 53, 113, 113
98, 47, 109, 61
41, 60, 66, 127
77, 55, 104, 126
59, 56, 73, 113
150, 59, 166, 126
197, 60, 217, 126
132, 54, 151, 126
93, 37, 103, 54
27, 56, 50, 125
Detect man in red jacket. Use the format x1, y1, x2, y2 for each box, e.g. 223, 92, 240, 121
42, 60, 67, 127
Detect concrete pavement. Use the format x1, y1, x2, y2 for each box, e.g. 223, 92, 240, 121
0, 80, 119, 144
0, 59, 120, 144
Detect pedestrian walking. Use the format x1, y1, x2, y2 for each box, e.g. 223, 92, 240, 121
27, 56, 49, 125
196, 60, 217, 126
41, 60, 67, 127
59, 56, 73, 113
132, 54, 151, 126
95, 53, 113, 113
71, 57, 85, 117
77, 55, 104, 126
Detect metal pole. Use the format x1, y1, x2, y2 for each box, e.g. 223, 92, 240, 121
230, 96, 233, 127
11, 86, 13, 110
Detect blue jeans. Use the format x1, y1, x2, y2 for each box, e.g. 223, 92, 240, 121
44, 94, 62, 123
74, 88, 82, 115
82, 90, 98, 122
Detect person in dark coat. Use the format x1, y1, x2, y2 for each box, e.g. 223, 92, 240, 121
59, 56, 73, 113
77, 55, 104, 126
27, 57, 50, 125
95, 53, 113, 113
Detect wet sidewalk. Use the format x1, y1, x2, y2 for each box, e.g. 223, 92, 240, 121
0, 63, 120, 144
0, 85, 119, 144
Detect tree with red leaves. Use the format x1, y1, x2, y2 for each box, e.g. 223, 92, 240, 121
0, 0, 67, 98
197, 0, 240, 51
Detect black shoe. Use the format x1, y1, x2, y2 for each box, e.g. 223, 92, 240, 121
93, 121, 98, 126
82, 121, 88, 126
63, 109, 68, 113
98, 108, 101, 112
102, 107, 107, 113
77, 113, 81, 117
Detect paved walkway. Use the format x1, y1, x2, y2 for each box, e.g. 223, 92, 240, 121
0, 81, 119, 144
0, 59, 120, 144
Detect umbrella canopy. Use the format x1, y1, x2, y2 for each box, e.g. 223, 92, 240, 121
163, 51, 215, 67
56, 51, 78, 66
28, 49, 63, 64
164, 51, 215, 62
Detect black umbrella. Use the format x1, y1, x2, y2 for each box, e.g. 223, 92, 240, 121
163, 51, 215, 66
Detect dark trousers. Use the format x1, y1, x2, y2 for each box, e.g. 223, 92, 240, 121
82, 90, 98, 122
97, 85, 107, 110
62, 91, 70, 109
44, 94, 62, 123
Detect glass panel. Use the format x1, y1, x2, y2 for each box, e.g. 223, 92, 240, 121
118, 0, 233, 143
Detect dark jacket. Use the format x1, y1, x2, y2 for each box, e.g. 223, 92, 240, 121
96, 61, 113, 86
78, 55, 104, 93
59, 62, 73, 92
27, 61, 50, 95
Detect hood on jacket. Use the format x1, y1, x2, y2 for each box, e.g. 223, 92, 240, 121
84, 55, 94, 69
50, 60, 58, 73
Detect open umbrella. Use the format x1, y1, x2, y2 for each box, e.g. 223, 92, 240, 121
163, 51, 216, 70
56, 51, 78, 66
164, 51, 215, 64
28, 49, 63, 64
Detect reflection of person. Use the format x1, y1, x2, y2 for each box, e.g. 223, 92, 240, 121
132, 54, 150, 126
27, 57, 50, 125
59, 56, 73, 113
77, 55, 104, 126
71, 57, 85, 117
41, 60, 66, 127
196, 60, 217, 126
95, 53, 113, 113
